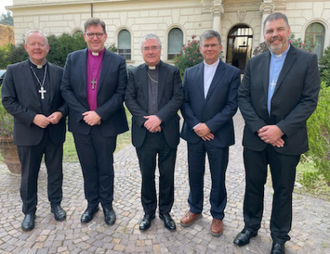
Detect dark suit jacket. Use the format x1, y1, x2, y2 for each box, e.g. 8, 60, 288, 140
181, 60, 240, 148
61, 49, 128, 137
238, 46, 320, 155
125, 61, 184, 149
1, 60, 67, 146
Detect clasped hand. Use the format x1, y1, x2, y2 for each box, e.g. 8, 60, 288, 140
33, 112, 63, 128
83, 111, 101, 126
144, 115, 161, 133
194, 123, 214, 141
258, 125, 284, 147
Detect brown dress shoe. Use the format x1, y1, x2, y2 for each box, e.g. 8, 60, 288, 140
210, 218, 223, 237
180, 211, 202, 227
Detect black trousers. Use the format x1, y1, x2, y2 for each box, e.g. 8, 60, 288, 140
243, 146, 300, 244
187, 140, 229, 220
17, 130, 63, 215
136, 131, 177, 215
73, 126, 117, 209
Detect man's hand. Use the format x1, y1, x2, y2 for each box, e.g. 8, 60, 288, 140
47, 112, 63, 124
194, 123, 214, 141
144, 115, 162, 133
33, 114, 51, 128
82, 111, 101, 126
258, 125, 285, 147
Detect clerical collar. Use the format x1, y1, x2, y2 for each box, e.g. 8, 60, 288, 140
147, 62, 160, 70
204, 58, 219, 67
271, 44, 290, 58
88, 48, 105, 57
29, 59, 47, 69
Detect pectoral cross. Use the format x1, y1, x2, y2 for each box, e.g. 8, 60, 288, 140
91, 79, 97, 90
39, 86, 46, 99
270, 80, 276, 92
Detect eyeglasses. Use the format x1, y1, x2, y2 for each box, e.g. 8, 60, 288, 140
201, 44, 220, 49
142, 46, 160, 52
86, 33, 105, 39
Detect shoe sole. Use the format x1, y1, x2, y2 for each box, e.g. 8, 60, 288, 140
180, 213, 202, 227
211, 230, 223, 237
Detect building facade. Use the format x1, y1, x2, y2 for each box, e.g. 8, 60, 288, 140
7, 0, 330, 71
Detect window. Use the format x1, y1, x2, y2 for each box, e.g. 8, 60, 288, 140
168, 28, 183, 60
118, 29, 131, 60
305, 22, 325, 60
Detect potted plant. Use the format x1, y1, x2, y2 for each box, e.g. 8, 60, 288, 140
0, 89, 21, 175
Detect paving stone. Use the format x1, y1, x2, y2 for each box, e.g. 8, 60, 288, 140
0, 113, 329, 253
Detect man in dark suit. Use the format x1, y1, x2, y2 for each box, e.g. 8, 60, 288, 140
125, 34, 183, 231
61, 18, 128, 226
2, 30, 68, 231
180, 30, 240, 236
233, 12, 320, 254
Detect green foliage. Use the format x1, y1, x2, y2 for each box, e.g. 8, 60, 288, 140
174, 36, 204, 78
319, 46, 330, 86
47, 32, 86, 67
253, 34, 314, 56
0, 11, 13, 26
304, 82, 330, 186
0, 89, 14, 137
107, 44, 118, 53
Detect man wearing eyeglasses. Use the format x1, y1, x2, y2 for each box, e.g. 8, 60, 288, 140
180, 30, 240, 237
125, 34, 183, 231
61, 17, 128, 226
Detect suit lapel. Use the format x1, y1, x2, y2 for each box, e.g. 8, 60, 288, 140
262, 52, 271, 101
157, 61, 166, 106
274, 46, 297, 95
48, 62, 55, 104
196, 63, 205, 98
80, 49, 88, 95
205, 61, 225, 102
140, 64, 149, 103
22, 60, 41, 107
97, 50, 108, 92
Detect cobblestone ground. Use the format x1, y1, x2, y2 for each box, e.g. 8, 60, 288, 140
0, 113, 329, 254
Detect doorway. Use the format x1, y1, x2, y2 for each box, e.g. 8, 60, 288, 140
226, 25, 253, 74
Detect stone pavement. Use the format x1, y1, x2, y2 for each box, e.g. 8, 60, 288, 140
0, 112, 329, 254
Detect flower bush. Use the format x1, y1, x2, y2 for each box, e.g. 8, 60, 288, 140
174, 36, 203, 78
253, 34, 314, 56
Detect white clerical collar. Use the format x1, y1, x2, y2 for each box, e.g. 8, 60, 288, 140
204, 58, 220, 67
271, 44, 290, 58
29, 59, 47, 69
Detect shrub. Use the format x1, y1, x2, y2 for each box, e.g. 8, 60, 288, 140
174, 36, 204, 78
304, 82, 330, 186
319, 46, 330, 86
253, 34, 314, 56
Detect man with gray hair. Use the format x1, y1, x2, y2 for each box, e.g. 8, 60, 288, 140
2, 30, 68, 231
125, 33, 183, 231
180, 30, 240, 236
234, 12, 320, 254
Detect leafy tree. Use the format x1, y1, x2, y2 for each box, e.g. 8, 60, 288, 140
0, 11, 13, 26
319, 46, 330, 86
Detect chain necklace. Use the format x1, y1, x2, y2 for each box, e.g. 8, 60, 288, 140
89, 60, 102, 90
147, 71, 158, 84
30, 65, 47, 99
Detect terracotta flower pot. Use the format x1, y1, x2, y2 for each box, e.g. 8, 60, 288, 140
0, 136, 21, 175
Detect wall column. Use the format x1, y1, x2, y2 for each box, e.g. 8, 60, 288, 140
211, 0, 224, 33
259, 0, 275, 43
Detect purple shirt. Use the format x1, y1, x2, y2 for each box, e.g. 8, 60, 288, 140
87, 48, 105, 110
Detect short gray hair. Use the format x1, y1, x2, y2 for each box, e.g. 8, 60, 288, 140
263, 12, 289, 29
200, 30, 221, 46
24, 30, 48, 45
140, 33, 162, 49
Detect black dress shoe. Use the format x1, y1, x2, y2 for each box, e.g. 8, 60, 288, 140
139, 214, 155, 231
271, 242, 285, 254
159, 213, 176, 231
51, 205, 66, 221
103, 208, 116, 225
81, 206, 99, 223
233, 228, 258, 246
22, 213, 35, 231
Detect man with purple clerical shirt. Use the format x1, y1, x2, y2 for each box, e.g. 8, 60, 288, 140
61, 17, 128, 225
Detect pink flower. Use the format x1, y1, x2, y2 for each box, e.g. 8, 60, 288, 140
193, 60, 195, 62
176, 59, 178, 62
289, 40, 292, 43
